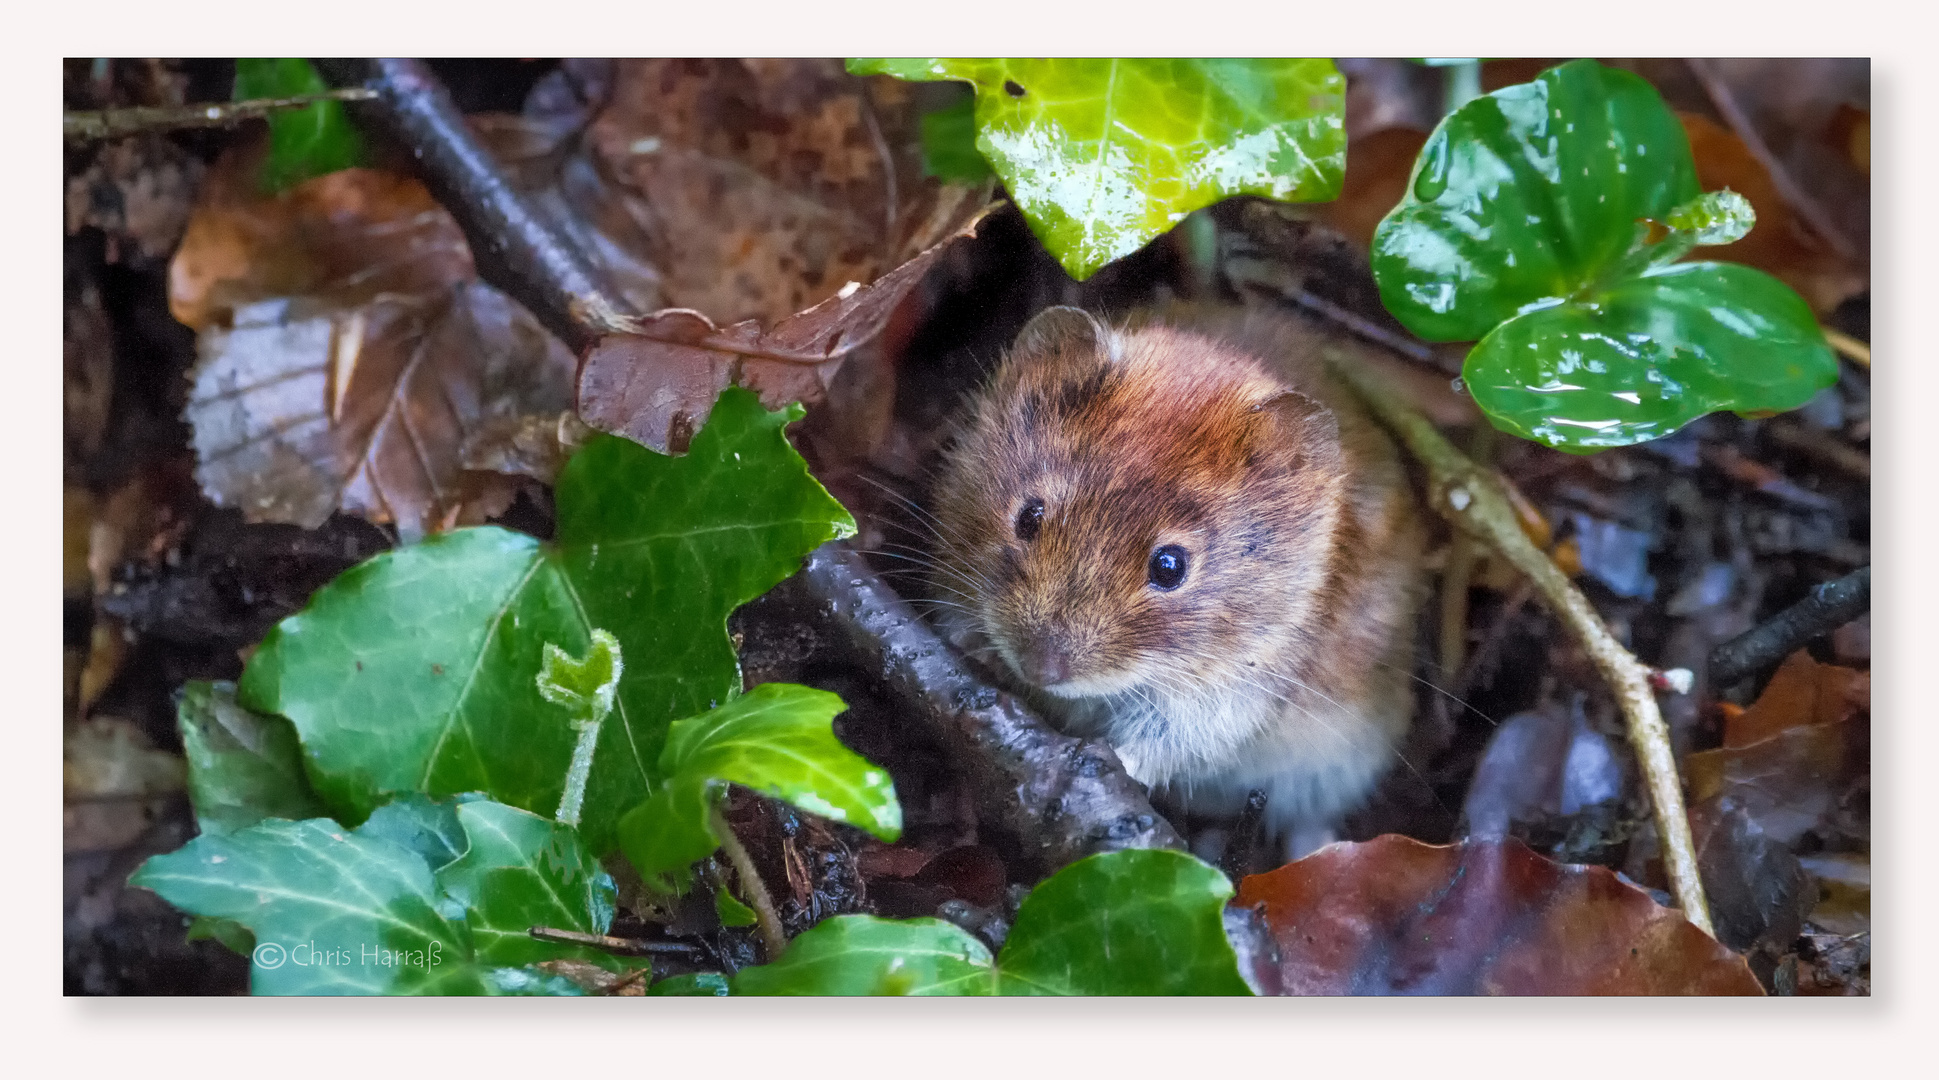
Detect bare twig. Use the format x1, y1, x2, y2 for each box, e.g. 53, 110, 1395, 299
711, 805, 788, 960
797, 543, 1184, 875
1709, 566, 1870, 688
1822, 327, 1871, 369
312, 58, 631, 353
64, 88, 379, 144
1684, 59, 1860, 263
1325, 347, 1715, 937
526, 926, 701, 956
1766, 418, 1870, 481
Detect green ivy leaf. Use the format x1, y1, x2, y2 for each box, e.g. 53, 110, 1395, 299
648, 971, 731, 996
1371, 59, 1836, 451
237, 387, 856, 853
918, 93, 996, 183
232, 59, 364, 192
734, 917, 996, 996
354, 792, 470, 871
849, 59, 1344, 280
996, 848, 1250, 995
176, 681, 330, 836
132, 799, 612, 995
731, 849, 1250, 996
434, 801, 618, 967
132, 816, 489, 994
617, 682, 901, 893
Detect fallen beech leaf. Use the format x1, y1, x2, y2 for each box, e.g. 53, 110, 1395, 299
577, 205, 994, 453
590, 59, 988, 325
173, 154, 576, 537
1236, 835, 1760, 995
1686, 722, 1864, 847
1722, 649, 1867, 748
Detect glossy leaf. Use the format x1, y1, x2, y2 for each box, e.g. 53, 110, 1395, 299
354, 793, 470, 872
618, 682, 901, 893
1467, 261, 1836, 449
732, 849, 1251, 996
920, 94, 996, 183
176, 680, 329, 836
133, 798, 613, 995
996, 849, 1251, 996
1371, 59, 1836, 451
238, 388, 856, 853
849, 59, 1344, 279
734, 917, 996, 996
132, 817, 490, 994
435, 801, 617, 967
232, 59, 363, 192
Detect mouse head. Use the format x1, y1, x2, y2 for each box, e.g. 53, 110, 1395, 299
931, 306, 1351, 708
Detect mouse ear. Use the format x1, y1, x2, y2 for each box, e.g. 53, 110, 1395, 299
1013, 306, 1121, 363
1256, 389, 1344, 473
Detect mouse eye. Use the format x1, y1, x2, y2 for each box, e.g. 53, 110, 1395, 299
1014, 498, 1046, 542
1148, 545, 1189, 590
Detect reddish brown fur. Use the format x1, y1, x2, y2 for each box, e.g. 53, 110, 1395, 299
928, 305, 1425, 850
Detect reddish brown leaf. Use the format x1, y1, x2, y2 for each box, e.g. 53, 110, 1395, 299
1721, 649, 1868, 748
172, 153, 576, 537
1236, 835, 1760, 995
577, 204, 993, 453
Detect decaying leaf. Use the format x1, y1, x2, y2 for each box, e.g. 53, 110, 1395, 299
64, 715, 187, 854
556, 59, 993, 453
1720, 648, 1868, 748
1236, 835, 1761, 994
173, 154, 576, 537
65, 135, 205, 264
578, 204, 994, 453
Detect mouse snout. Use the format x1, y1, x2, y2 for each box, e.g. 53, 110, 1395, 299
1013, 638, 1075, 686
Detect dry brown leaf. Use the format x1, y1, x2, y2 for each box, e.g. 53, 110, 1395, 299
578, 204, 994, 453
64, 715, 186, 854
1721, 648, 1868, 748
1237, 834, 1761, 995
173, 154, 576, 537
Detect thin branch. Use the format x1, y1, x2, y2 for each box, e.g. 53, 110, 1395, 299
711, 805, 788, 960
1709, 566, 1870, 688
1685, 58, 1860, 263
63, 88, 377, 144
1765, 418, 1870, 482
526, 926, 701, 956
1822, 326, 1871, 369
312, 58, 631, 353
1325, 347, 1715, 937
1231, 271, 1461, 377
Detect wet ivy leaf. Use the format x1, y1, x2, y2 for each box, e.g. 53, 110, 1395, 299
734, 916, 995, 996
1236, 835, 1762, 994
132, 817, 490, 994
849, 59, 1345, 280
133, 800, 614, 995
176, 680, 328, 836
617, 682, 900, 892
435, 801, 617, 967
996, 848, 1250, 996
919, 94, 995, 183
732, 849, 1250, 996
232, 59, 363, 192
649, 971, 731, 996
1371, 59, 1836, 451
354, 793, 469, 872
238, 388, 855, 854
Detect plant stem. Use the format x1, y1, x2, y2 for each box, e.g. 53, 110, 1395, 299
1325, 347, 1716, 937
554, 718, 602, 827
710, 804, 788, 959
1442, 61, 1482, 115
1822, 326, 1871, 368
63, 88, 377, 144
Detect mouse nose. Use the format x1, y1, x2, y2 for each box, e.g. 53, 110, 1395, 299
1016, 641, 1073, 686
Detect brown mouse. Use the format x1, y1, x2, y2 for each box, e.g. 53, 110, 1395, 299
926, 304, 1426, 857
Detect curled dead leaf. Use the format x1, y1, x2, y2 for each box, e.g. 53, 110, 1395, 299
578, 203, 995, 453
173, 154, 576, 537
1236, 834, 1760, 995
